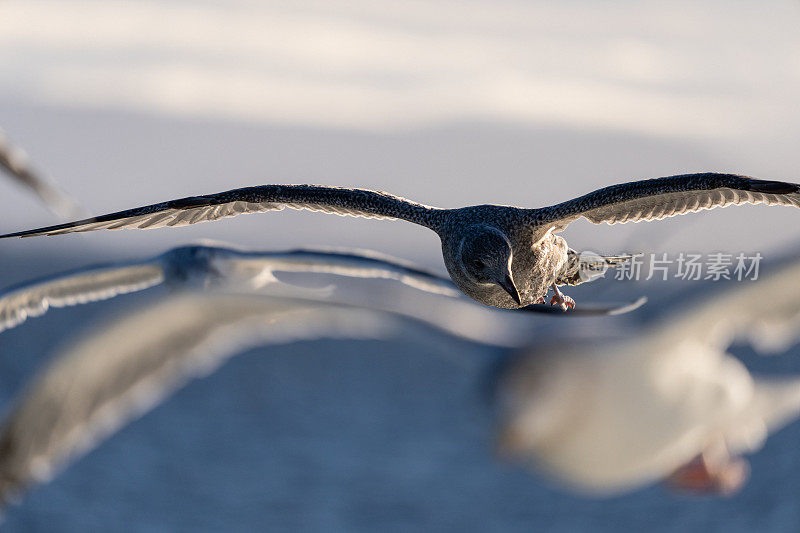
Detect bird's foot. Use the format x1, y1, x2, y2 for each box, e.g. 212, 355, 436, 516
549, 285, 575, 311
534, 296, 546, 304
666, 454, 749, 496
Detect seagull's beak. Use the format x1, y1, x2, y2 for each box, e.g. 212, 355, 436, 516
497, 273, 521, 306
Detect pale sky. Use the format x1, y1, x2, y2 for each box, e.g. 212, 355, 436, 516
2, 0, 800, 139
0, 0, 799, 268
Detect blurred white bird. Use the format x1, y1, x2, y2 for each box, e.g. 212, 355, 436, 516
0, 130, 88, 221
0, 254, 797, 508
496, 256, 800, 496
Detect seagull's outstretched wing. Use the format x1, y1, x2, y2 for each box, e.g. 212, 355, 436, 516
0, 294, 407, 507
0, 184, 442, 239
0, 262, 164, 334
530, 173, 800, 232
0, 131, 88, 221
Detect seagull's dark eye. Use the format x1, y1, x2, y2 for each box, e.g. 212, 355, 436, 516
471, 259, 485, 268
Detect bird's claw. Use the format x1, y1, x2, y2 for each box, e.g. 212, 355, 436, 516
549, 285, 575, 311
549, 294, 575, 310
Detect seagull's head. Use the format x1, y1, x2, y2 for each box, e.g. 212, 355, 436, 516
458, 226, 520, 305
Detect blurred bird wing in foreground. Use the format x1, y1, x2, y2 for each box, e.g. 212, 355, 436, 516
654, 256, 800, 355
0, 245, 459, 335
0, 261, 164, 335
0, 293, 408, 507
211, 245, 459, 296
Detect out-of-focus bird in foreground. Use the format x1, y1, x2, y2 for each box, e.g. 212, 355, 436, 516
496, 255, 800, 496
0, 252, 798, 508
1, 173, 797, 309
0, 130, 87, 221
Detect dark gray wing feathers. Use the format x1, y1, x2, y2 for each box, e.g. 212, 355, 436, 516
530, 173, 800, 230
0, 185, 440, 238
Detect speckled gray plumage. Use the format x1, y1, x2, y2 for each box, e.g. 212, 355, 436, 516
435, 206, 570, 309
2, 173, 799, 309
0, 185, 442, 237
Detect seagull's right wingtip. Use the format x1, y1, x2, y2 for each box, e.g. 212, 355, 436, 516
0, 224, 77, 239
0, 230, 42, 240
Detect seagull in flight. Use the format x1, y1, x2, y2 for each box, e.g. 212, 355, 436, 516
1, 173, 798, 309
0, 253, 798, 506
